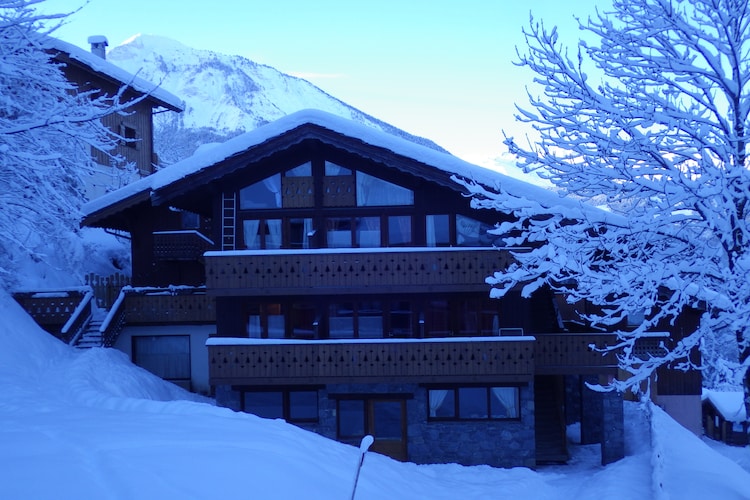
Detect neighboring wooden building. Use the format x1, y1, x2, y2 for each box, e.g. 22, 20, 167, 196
47, 37, 184, 199
703, 390, 749, 446
81, 109, 652, 467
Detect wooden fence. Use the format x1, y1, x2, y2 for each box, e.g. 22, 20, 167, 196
85, 272, 131, 309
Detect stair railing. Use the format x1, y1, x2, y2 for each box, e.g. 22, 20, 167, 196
99, 286, 129, 347
62, 288, 94, 346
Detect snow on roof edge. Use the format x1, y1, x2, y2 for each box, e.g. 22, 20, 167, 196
46, 37, 185, 112
703, 389, 748, 423
83, 109, 618, 225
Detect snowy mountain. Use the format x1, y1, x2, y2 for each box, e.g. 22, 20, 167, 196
107, 34, 448, 165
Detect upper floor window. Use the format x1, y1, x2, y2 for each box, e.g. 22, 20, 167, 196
426, 214, 450, 247
456, 214, 494, 247
240, 174, 282, 209
356, 171, 413, 206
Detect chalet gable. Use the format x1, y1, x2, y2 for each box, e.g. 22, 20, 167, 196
82, 109, 569, 229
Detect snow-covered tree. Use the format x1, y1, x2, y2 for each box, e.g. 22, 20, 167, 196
464, 0, 750, 415
0, 0, 132, 290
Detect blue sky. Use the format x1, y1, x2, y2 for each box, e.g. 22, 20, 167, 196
40, 0, 604, 164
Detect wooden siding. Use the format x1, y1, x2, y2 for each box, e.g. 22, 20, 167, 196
153, 231, 214, 261
122, 292, 216, 324
205, 248, 511, 296
534, 333, 620, 374
208, 338, 534, 385
13, 291, 87, 331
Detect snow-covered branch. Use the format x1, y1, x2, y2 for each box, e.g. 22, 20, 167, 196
477, 0, 750, 411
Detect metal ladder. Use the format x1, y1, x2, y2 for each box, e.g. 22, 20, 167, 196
222, 191, 237, 250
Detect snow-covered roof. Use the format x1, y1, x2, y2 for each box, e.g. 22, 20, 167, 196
703, 389, 748, 423
46, 37, 184, 112
83, 109, 613, 224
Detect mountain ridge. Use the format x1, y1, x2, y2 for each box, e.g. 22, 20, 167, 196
107, 34, 448, 165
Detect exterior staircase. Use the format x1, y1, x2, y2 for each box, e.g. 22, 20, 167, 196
74, 309, 106, 349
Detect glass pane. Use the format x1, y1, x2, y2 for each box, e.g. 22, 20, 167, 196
428, 389, 455, 418
338, 400, 365, 438
455, 214, 493, 247
292, 303, 316, 338
426, 214, 450, 247
290, 218, 313, 249
356, 217, 381, 248
239, 174, 281, 209
458, 387, 488, 419
390, 301, 412, 337
265, 304, 284, 338
329, 303, 354, 338
356, 171, 414, 206
458, 300, 478, 335
265, 219, 282, 249
244, 391, 283, 419
243, 220, 261, 249
426, 300, 451, 337
372, 401, 402, 439
325, 161, 351, 176
289, 391, 318, 421
327, 217, 352, 248
490, 387, 519, 418
388, 215, 412, 246
358, 302, 383, 338
286, 162, 312, 176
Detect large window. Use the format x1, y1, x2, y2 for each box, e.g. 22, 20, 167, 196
427, 386, 520, 420
132, 335, 190, 384
247, 303, 285, 338
328, 301, 383, 338
243, 389, 318, 423
325, 215, 411, 248
456, 214, 494, 247
243, 219, 282, 249
239, 174, 282, 209
426, 214, 450, 247
356, 171, 413, 206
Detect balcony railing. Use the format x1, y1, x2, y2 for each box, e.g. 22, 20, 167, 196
153, 230, 214, 261
205, 247, 511, 296
121, 287, 216, 324
208, 337, 534, 385
534, 333, 620, 374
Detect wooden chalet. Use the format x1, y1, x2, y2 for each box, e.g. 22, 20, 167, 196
47, 37, 184, 199
80, 109, 635, 467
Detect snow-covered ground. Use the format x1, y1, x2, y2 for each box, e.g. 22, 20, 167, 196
1, 289, 749, 499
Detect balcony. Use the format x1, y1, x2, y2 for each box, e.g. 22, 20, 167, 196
122, 288, 216, 324
208, 337, 534, 385
534, 333, 620, 374
153, 230, 214, 261
204, 247, 511, 296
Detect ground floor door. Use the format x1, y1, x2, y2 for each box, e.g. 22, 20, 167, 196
337, 397, 407, 461
534, 375, 568, 463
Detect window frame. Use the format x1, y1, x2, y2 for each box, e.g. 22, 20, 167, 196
426, 385, 521, 421
240, 388, 320, 423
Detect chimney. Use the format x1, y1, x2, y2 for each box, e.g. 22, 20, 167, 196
87, 35, 108, 59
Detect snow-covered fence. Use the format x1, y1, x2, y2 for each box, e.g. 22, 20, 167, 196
85, 272, 130, 309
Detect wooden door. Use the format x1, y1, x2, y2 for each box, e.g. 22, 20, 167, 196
367, 399, 407, 461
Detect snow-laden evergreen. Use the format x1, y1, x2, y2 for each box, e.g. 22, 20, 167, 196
463, 0, 750, 411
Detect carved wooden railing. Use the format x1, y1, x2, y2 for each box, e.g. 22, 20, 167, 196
153, 230, 214, 261
99, 286, 216, 347
208, 337, 534, 385
123, 289, 216, 324
12, 288, 93, 341
534, 333, 620, 374
205, 248, 512, 295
